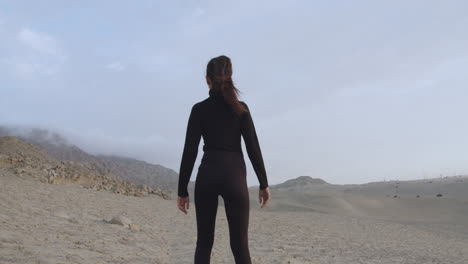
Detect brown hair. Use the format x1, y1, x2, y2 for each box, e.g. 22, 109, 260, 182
206, 55, 247, 117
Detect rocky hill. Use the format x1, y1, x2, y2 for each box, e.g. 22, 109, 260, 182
94, 154, 179, 190
0, 136, 172, 199
0, 126, 183, 191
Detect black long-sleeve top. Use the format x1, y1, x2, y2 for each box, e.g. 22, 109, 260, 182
177, 88, 269, 197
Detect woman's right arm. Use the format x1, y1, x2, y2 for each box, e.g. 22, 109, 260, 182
240, 102, 269, 190
177, 103, 202, 198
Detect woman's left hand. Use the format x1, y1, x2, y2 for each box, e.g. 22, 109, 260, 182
177, 196, 190, 214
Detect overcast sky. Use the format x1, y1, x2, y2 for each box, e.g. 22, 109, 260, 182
1, 0, 468, 186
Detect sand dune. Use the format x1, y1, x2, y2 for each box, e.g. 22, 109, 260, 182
255, 176, 468, 226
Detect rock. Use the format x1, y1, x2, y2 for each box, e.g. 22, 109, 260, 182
71, 174, 80, 181
68, 218, 81, 224
152, 188, 162, 196
129, 223, 140, 232
162, 192, 171, 200
48, 175, 55, 184
108, 215, 132, 226
0, 154, 9, 163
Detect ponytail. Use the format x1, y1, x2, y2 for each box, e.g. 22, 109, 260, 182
206, 55, 247, 117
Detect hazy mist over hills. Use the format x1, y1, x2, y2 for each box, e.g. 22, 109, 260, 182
0, 125, 184, 191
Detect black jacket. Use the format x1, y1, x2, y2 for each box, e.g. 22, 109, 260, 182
177, 88, 269, 197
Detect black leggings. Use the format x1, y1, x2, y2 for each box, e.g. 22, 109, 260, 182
194, 149, 252, 264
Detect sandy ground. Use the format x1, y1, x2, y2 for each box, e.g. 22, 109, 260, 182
1, 171, 468, 264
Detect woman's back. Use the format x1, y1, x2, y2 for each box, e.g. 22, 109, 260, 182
199, 88, 244, 153
177, 87, 269, 198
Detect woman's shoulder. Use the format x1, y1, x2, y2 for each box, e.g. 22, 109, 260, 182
191, 98, 210, 113
239, 101, 251, 113
195, 97, 210, 108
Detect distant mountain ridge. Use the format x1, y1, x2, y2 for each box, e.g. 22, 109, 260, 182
0, 126, 183, 191
272, 176, 328, 189
0, 136, 171, 199
94, 154, 180, 189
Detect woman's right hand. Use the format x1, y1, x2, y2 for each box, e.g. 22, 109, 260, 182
177, 196, 190, 214
259, 187, 270, 208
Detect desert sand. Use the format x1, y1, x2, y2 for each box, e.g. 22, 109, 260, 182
1, 170, 468, 264
1, 135, 468, 263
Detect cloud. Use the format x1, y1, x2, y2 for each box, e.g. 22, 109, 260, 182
6, 27, 67, 79
18, 27, 61, 55
59, 126, 177, 169
105, 62, 125, 72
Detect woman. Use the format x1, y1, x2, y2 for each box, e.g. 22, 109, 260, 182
177, 55, 271, 264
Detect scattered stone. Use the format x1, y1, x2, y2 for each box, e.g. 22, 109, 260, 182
108, 215, 132, 226
129, 223, 140, 232
71, 173, 80, 181
68, 218, 81, 224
